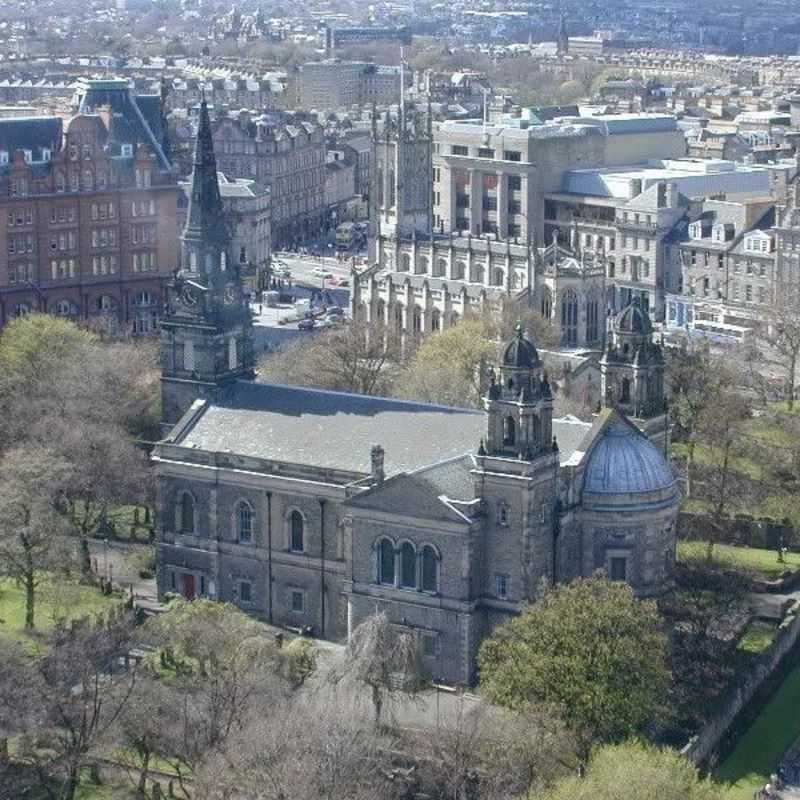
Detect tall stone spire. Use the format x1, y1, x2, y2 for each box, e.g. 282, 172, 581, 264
180, 98, 229, 276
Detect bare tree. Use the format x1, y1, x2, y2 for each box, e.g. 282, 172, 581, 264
0, 446, 73, 628
330, 612, 421, 731
259, 320, 400, 396
669, 341, 734, 499
766, 288, 800, 411
7, 610, 139, 800
194, 695, 401, 800
401, 698, 576, 800
696, 390, 751, 560
140, 599, 303, 794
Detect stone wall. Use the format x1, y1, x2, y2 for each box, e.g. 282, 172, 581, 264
677, 512, 796, 551
681, 601, 800, 766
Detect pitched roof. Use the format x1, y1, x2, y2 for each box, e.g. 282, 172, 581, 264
0, 116, 62, 157
171, 380, 590, 476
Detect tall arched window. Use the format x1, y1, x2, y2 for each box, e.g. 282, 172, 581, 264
503, 416, 516, 447
586, 294, 599, 343
378, 539, 395, 585
431, 309, 441, 331
400, 254, 411, 272
434, 258, 447, 277
412, 306, 422, 335
289, 510, 304, 552
561, 289, 579, 347
491, 267, 504, 286
621, 377, 631, 403
400, 542, 416, 589
452, 261, 466, 280
421, 546, 438, 593
540, 286, 552, 319
179, 493, 195, 534
469, 263, 485, 283
236, 501, 253, 543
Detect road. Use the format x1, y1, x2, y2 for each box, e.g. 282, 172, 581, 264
272, 250, 365, 291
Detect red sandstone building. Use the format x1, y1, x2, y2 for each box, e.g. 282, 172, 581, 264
0, 79, 179, 333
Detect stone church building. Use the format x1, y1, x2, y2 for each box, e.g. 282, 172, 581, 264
154, 102, 679, 684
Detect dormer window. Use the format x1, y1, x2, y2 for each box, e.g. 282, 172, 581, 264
0, 150, 7, 165
689, 221, 704, 240
42, 148, 51, 162
121, 144, 133, 157
23, 149, 32, 164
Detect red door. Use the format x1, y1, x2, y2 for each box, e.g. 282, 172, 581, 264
181, 574, 196, 600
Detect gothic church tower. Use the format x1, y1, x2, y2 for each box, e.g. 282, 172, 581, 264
370, 104, 434, 263
159, 99, 254, 431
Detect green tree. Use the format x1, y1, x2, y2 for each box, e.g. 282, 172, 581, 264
398, 318, 495, 408
478, 577, 669, 760
533, 740, 724, 800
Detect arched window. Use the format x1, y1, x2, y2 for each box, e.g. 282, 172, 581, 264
586, 294, 599, 343
434, 258, 447, 277
503, 416, 516, 447
540, 286, 552, 319
179, 493, 195, 534
394, 303, 404, 334
376, 299, 386, 324
415, 256, 428, 275
621, 377, 631, 403
289, 510, 304, 552
378, 539, 395, 585
491, 267, 504, 286
412, 306, 422, 335
236, 501, 253, 543
400, 542, 416, 589
421, 546, 438, 593
400, 253, 411, 272
452, 261, 466, 280
469, 263, 485, 283
431, 309, 441, 331
561, 289, 579, 347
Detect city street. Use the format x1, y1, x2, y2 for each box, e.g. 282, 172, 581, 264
271, 250, 366, 291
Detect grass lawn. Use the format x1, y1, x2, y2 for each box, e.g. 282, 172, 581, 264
737, 621, 778, 656
717, 659, 800, 800
678, 540, 800, 579
0, 575, 121, 654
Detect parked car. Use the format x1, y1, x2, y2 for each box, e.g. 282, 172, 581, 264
312, 267, 334, 279
325, 306, 345, 317
298, 318, 316, 331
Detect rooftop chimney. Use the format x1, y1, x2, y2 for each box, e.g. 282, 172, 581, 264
370, 444, 385, 485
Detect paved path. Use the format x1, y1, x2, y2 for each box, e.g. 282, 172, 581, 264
87, 538, 158, 610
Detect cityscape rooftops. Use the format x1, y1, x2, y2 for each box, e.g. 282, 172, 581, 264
560, 158, 790, 200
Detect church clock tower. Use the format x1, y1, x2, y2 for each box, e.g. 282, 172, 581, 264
160, 99, 254, 431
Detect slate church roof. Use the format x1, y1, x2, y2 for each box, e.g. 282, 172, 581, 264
170, 380, 592, 478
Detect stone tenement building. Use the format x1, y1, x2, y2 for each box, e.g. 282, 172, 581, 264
0, 78, 178, 332
212, 110, 326, 250
155, 103, 678, 684
288, 61, 402, 112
